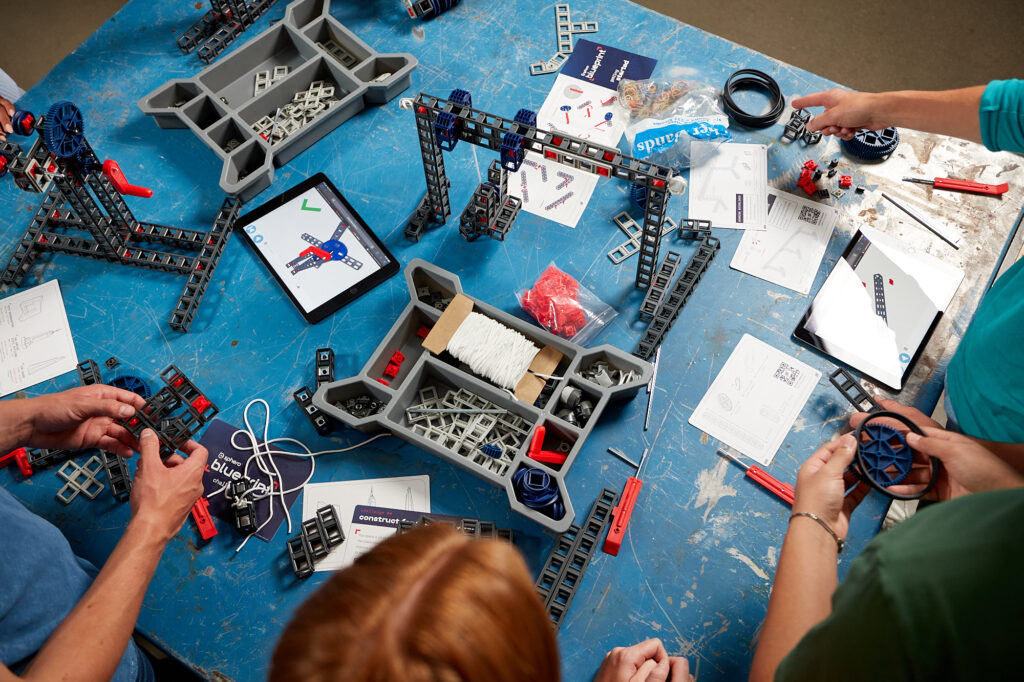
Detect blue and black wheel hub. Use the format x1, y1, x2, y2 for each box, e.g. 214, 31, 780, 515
851, 410, 937, 500
841, 127, 900, 160
109, 374, 152, 400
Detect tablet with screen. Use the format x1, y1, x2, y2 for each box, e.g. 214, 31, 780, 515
236, 174, 399, 323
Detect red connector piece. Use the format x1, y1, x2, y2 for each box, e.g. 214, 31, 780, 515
191, 396, 212, 414
0, 448, 34, 477
839, 175, 852, 188
190, 497, 218, 541
102, 160, 153, 198
416, 325, 431, 339
383, 351, 406, 379
803, 159, 818, 171
526, 425, 568, 466
797, 168, 818, 196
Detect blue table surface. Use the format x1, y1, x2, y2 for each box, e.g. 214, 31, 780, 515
2, 1, 1020, 680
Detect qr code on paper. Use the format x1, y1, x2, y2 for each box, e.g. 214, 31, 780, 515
774, 362, 800, 386
798, 205, 822, 225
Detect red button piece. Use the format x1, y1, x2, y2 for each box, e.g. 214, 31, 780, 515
190, 497, 218, 541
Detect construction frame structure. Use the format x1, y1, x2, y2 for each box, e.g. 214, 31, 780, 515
403, 91, 678, 290
0, 102, 240, 332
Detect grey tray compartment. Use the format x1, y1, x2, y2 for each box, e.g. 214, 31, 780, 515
139, 0, 417, 201
313, 259, 653, 533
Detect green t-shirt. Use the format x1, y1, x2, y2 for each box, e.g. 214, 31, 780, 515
775, 488, 1024, 682
945, 79, 1024, 442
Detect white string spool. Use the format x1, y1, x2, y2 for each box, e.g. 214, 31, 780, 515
446, 312, 541, 390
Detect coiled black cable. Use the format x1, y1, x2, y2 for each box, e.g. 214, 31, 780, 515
721, 69, 786, 129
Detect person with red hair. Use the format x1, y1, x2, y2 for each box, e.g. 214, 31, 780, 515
271, 523, 694, 682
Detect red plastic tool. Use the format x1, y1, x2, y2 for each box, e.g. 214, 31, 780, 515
603, 448, 648, 556
903, 176, 1008, 196
190, 496, 218, 541
102, 160, 153, 198
0, 448, 33, 477
718, 449, 794, 505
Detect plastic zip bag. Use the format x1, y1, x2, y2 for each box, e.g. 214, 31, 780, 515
518, 264, 617, 346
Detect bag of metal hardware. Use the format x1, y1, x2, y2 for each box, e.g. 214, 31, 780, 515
617, 77, 731, 168
517, 264, 616, 345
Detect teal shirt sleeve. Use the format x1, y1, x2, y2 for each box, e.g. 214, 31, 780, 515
979, 79, 1024, 153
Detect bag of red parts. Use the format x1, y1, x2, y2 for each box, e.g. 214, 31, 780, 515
517, 264, 617, 345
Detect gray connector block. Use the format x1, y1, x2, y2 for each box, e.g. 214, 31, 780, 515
312, 259, 652, 533
140, 0, 418, 202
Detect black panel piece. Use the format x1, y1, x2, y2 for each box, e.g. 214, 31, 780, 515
633, 236, 720, 360
230, 479, 258, 534
293, 386, 332, 436
828, 367, 883, 414
286, 504, 345, 578
638, 251, 681, 321
395, 514, 514, 541
534, 487, 618, 630
315, 347, 335, 389
118, 365, 219, 459
100, 450, 132, 502
76, 359, 103, 386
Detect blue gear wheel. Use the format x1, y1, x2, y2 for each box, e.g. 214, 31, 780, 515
841, 127, 899, 160
448, 88, 472, 109
320, 239, 348, 260
857, 423, 912, 486
108, 375, 152, 400
43, 101, 85, 159
630, 182, 648, 210
75, 146, 100, 174
513, 108, 538, 127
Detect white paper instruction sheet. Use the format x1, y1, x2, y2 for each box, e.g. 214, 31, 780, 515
689, 334, 820, 465
301, 475, 430, 572
731, 189, 840, 294
689, 141, 768, 230
0, 280, 78, 397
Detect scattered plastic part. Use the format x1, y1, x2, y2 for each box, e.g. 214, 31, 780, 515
55, 456, 105, 504
841, 127, 900, 160
832, 188, 845, 199
104, 356, 120, 370
143, 0, 418, 201
839, 174, 852, 189
529, 3, 598, 76
634, 236, 720, 360
118, 366, 218, 459
286, 504, 345, 578
781, 108, 811, 142
534, 488, 618, 629
77, 359, 104, 386
101, 450, 132, 502
677, 218, 712, 241
315, 348, 335, 389
855, 185, 866, 194
404, 0, 461, 20
230, 479, 258, 534
293, 386, 332, 436
191, 496, 218, 540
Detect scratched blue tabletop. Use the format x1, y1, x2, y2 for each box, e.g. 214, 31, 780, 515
2, 1, 1022, 680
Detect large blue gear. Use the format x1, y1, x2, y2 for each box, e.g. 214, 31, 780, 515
109, 375, 152, 400
841, 127, 900, 160
43, 101, 85, 159
857, 423, 912, 486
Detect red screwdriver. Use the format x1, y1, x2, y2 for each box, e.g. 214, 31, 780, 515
718, 449, 794, 505
902, 176, 1008, 196
603, 448, 648, 556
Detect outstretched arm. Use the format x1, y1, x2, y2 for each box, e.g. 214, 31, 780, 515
790, 86, 985, 143
749, 435, 869, 682
2, 430, 207, 681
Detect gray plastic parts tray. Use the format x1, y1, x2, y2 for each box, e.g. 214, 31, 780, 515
313, 259, 653, 533
138, 0, 417, 201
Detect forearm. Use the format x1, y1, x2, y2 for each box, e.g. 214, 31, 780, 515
21, 519, 167, 681
749, 521, 839, 682
970, 439, 1024, 478
873, 86, 985, 143
0, 400, 34, 453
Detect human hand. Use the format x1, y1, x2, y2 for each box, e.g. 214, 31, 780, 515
0, 97, 13, 139
887, 427, 1024, 501
790, 89, 887, 140
129, 429, 208, 541
793, 434, 869, 542
21, 385, 146, 456
849, 399, 942, 432
594, 639, 693, 682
